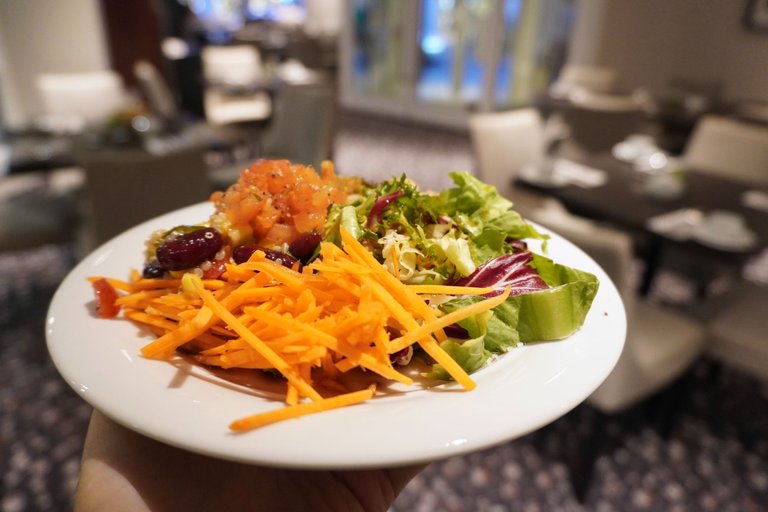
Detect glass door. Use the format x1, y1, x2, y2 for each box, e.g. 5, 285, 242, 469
340, 0, 575, 128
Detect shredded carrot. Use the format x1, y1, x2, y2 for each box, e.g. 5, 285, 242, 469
230, 387, 375, 431
91, 229, 513, 431
406, 284, 496, 295
388, 288, 511, 353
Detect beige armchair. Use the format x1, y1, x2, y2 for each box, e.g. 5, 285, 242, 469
704, 282, 768, 385
682, 115, 768, 186
527, 199, 705, 413
467, 108, 548, 216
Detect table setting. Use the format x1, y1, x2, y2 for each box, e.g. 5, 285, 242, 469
647, 208, 758, 252
518, 157, 608, 189
515, 140, 768, 296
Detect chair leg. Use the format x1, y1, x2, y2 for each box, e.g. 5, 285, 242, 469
638, 236, 664, 297
646, 364, 698, 439
563, 407, 607, 503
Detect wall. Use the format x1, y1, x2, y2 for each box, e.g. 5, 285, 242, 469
675, 0, 768, 102
1, 1, 767, 128
0, 0, 110, 128
572, 0, 768, 102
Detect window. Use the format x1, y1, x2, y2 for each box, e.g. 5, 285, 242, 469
341, 0, 575, 128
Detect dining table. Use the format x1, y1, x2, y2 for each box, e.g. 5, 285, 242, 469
515, 154, 768, 297
3, 130, 78, 175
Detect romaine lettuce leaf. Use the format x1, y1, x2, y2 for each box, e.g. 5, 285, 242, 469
422, 333, 490, 381
441, 297, 521, 353
514, 254, 599, 342
425, 254, 598, 379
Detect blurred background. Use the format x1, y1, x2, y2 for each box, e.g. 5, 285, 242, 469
1, 0, 767, 510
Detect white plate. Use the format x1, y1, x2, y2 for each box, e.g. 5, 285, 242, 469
46, 202, 626, 469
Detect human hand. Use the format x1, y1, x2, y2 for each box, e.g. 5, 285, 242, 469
75, 410, 425, 512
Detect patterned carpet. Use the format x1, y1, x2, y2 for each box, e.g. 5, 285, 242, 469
2, 114, 767, 511
1, 244, 767, 511
0, 245, 91, 511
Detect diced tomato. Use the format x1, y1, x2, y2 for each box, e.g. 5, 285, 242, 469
91, 278, 121, 318
202, 246, 230, 280
202, 259, 227, 280
209, 160, 361, 248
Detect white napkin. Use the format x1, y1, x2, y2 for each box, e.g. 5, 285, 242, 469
646, 208, 704, 241
553, 159, 608, 188
520, 159, 608, 189
742, 190, 768, 212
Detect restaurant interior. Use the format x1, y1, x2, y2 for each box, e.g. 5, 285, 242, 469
1, 0, 767, 510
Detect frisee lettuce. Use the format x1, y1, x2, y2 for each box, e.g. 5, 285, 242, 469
324, 170, 599, 380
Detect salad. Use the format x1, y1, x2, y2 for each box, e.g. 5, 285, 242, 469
90, 159, 598, 431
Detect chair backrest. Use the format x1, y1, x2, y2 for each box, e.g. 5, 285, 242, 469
36, 71, 126, 133
558, 94, 646, 156
733, 100, 768, 125
304, 0, 343, 38
201, 45, 264, 87
527, 199, 635, 303
550, 64, 618, 97
260, 83, 336, 169
133, 60, 179, 123
79, 145, 210, 247
201, 45, 272, 126
682, 115, 768, 186
468, 108, 545, 198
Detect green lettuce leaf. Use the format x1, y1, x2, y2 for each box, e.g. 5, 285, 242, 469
513, 254, 600, 342
422, 335, 490, 381
424, 255, 598, 380
435, 172, 546, 244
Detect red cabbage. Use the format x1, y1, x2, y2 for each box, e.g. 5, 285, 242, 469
367, 189, 404, 227
450, 251, 548, 297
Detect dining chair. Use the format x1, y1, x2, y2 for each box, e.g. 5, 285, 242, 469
201, 45, 267, 89
258, 83, 336, 170
36, 71, 127, 134
527, 198, 705, 501
133, 60, 181, 127
201, 45, 273, 128
77, 145, 210, 251
304, 0, 343, 38
467, 108, 549, 216
133, 59, 242, 158
527, 199, 705, 413
556, 92, 648, 158
682, 115, 768, 186
701, 281, 768, 385
549, 64, 618, 98
733, 100, 768, 125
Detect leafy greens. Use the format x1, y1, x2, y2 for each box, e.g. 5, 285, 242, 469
325, 171, 599, 380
